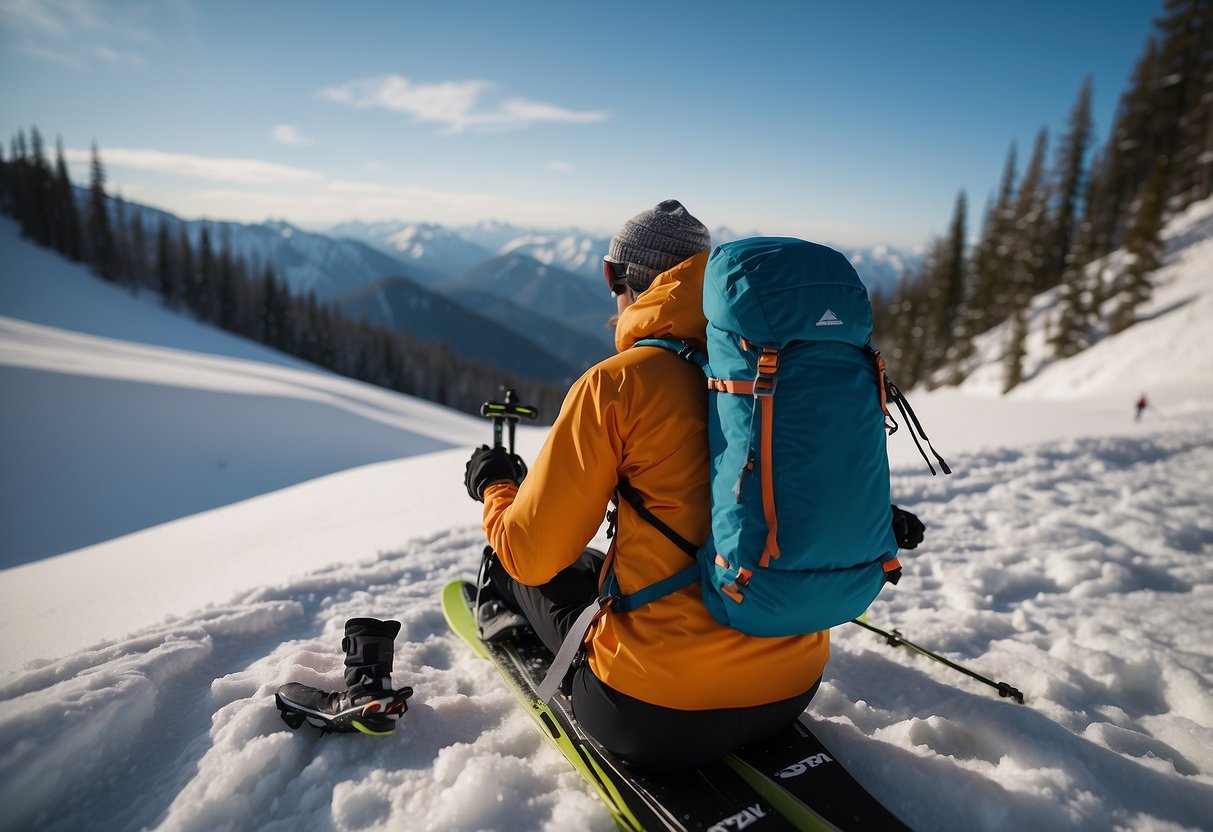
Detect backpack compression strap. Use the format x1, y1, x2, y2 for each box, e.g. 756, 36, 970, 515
705, 341, 782, 567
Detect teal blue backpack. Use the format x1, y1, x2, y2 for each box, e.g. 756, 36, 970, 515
539, 237, 949, 700
611, 237, 949, 637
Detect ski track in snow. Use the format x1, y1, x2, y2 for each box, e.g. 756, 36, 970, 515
3, 427, 1212, 832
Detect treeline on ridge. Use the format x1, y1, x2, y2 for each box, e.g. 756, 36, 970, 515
0, 134, 568, 422
874, 0, 1211, 392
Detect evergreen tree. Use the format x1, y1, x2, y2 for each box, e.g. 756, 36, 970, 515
112, 193, 134, 290
217, 227, 239, 331
1150, 0, 1213, 206
87, 143, 116, 280
52, 138, 82, 261
156, 221, 180, 308
25, 128, 54, 246
9, 131, 29, 229
1049, 77, 1094, 286
933, 190, 967, 377
195, 224, 216, 321
967, 142, 1018, 336
1090, 39, 1163, 257
1003, 307, 1028, 393
996, 129, 1051, 391
178, 226, 196, 311
128, 209, 148, 288
0, 143, 7, 213
260, 264, 290, 350
1050, 212, 1098, 359
1112, 164, 1168, 332
1010, 130, 1051, 310
888, 262, 932, 386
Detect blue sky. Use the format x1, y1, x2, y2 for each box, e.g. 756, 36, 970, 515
0, 0, 1161, 248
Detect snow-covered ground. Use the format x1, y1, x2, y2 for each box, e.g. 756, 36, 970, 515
0, 205, 1211, 831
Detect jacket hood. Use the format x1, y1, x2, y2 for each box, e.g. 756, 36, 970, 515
614, 251, 709, 354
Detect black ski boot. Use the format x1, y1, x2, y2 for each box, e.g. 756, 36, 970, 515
476, 546, 529, 644
276, 617, 413, 735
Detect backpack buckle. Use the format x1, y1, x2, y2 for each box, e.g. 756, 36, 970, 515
753, 348, 779, 397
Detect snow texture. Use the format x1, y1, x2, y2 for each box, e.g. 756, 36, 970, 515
1, 201, 1212, 830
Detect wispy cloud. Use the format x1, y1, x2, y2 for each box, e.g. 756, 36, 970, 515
13, 43, 89, 70
0, 0, 95, 36
547, 160, 575, 174
63, 145, 616, 230
272, 124, 313, 146
182, 182, 575, 230
65, 147, 322, 185
1, 0, 156, 68
93, 44, 145, 66
315, 74, 608, 134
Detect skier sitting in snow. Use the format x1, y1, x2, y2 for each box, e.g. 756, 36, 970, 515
464, 200, 924, 769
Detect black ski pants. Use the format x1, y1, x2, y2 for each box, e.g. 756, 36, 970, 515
486, 548, 821, 770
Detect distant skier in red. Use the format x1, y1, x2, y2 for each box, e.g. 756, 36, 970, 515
1136, 393, 1148, 421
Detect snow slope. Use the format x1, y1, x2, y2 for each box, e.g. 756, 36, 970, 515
1, 206, 1212, 831
953, 198, 1213, 401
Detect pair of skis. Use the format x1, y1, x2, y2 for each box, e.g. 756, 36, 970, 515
442, 579, 911, 832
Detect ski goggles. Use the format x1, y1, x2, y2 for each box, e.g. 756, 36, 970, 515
603, 257, 629, 297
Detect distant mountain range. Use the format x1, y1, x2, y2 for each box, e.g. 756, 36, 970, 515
332, 219, 921, 294
105, 195, 919, 386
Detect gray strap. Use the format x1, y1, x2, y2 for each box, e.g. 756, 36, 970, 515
535, 599, 611, 703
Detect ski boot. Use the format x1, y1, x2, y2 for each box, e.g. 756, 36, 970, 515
476, 546, 529, 644
275, 617, 413, 735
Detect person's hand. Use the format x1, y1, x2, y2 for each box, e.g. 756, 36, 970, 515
464, 445, 528, 501
891, 505, 924, 550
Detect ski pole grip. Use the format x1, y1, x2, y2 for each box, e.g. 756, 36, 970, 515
480, 388, 539, 452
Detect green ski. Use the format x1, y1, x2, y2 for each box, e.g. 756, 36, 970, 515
442, 579, 911, 831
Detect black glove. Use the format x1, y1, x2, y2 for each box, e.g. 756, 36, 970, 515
891, 505, 924, 550
464, 445, 528, 501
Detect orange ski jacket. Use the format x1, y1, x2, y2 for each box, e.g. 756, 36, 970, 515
483, 252, 828, 710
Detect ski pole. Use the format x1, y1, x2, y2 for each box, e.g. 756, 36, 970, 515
849, 618, 1025, 704
479, 387, 539, 453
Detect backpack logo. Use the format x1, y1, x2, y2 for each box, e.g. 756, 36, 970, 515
816, 308, 843, 326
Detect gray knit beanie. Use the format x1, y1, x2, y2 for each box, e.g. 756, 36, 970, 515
607, 199, 711, 294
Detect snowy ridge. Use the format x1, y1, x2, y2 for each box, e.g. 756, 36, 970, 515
1, 202, 1212, 830
499, 232, 609, 278
951, 198, 1213, 399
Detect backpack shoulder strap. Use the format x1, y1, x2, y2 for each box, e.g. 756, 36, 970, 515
615, 477, 699, 560
631, 337, 710, 376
